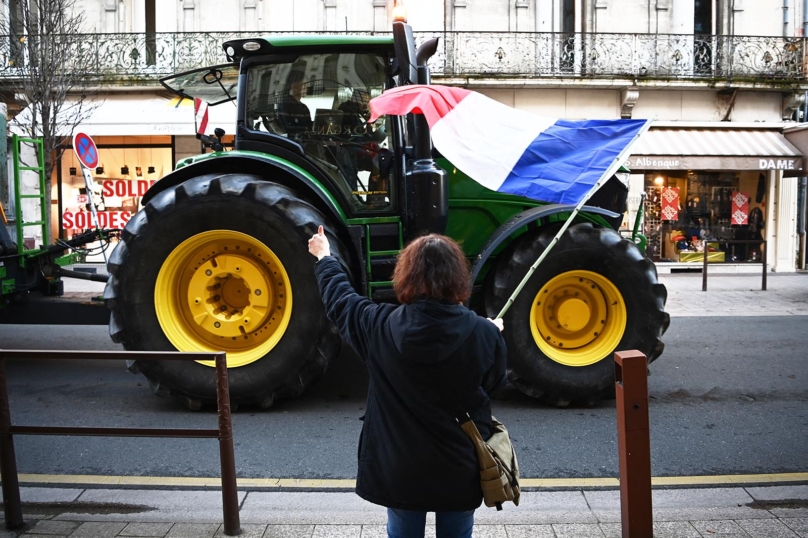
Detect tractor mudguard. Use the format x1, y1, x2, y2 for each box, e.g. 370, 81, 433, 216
470, 204, 621, 283
141, 152, 346, 225
139, 152, 361, 283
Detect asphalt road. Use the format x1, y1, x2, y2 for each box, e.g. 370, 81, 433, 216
0, 316, 805, 480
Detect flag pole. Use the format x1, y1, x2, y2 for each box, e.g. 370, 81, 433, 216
495, 118, 653, 320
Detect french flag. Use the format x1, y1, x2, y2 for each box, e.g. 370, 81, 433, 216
368, 85, 649, 205
194, 97, 209, 136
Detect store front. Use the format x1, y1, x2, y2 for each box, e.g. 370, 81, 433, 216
15, 92, 240, 263
626, 125, 804, 272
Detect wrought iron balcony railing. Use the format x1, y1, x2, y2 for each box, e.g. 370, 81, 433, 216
0, 31, 804, 83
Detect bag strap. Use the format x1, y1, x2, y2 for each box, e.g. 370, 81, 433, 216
431, 361, 496, 472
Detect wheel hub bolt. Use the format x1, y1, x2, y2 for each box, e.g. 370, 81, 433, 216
214, 322, 221, 328
205, 269, 212, 276
255, 289, 262, 296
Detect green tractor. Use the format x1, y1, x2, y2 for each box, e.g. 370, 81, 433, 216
105, 22, 669, 409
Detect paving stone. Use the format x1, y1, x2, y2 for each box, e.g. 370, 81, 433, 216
552, 523, 605, 538
214, 524, 267, 538
746, 486, 808, 502
70, 522, 128, 538
26, 520, 80, 535
502, 525, 556, 538
691, 519, 750, 536
19, 535, 68, 538
471, 525, 507, 538
311, 525, 361, 538
358, 526, 386, 538
164, 523, 219, 538
736, 519, 800, 537
119, 522, 173, 537
599, 522, 620, 538
653, 521, 701, 537
783, 519, 808, 532
264, 525, 315, 538
20, 488, 83, 504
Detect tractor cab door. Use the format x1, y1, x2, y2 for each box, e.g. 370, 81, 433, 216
242, 53, 397, 214
159, 64, 239, 105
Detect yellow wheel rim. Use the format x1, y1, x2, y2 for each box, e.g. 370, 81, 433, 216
529, 270, 626, 367
155, 230, 292, 368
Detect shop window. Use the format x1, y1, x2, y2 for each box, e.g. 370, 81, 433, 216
644, 171, 766, 264
57, 140, 173, 262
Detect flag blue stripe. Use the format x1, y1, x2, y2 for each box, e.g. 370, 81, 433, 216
498, 119, 647, 204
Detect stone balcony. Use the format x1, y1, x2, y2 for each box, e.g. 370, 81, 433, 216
0, 31, 805, 90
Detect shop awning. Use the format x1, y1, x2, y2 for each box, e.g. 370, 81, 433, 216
626, 126, 803, 175
10, 93, 237, 137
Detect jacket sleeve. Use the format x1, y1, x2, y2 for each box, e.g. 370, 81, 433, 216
313, 256, 382, 360
482, 332, 508, 398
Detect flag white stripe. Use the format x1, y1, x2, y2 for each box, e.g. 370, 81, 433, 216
430, 93, 555, 191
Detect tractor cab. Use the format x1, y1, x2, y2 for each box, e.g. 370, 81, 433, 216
161, 41, 400, 214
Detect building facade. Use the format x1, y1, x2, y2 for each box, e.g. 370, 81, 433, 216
2, 0, 807, 271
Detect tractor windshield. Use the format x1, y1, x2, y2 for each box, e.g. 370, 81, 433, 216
245, 53, 394, 213
160, 64, 239, 105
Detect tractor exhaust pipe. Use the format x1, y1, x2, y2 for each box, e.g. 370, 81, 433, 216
393, 22, 448, 236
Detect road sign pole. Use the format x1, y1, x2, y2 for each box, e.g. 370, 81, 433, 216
73, 132, 108, 264
80, 166, 107, 264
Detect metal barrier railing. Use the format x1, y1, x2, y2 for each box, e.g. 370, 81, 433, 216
702, 239, 767, 292
0, 350, 241, 536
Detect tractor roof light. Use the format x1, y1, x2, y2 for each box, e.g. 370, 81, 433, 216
392, 3, 408, 22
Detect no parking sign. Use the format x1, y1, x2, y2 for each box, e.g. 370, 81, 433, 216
73, 132, 99, 170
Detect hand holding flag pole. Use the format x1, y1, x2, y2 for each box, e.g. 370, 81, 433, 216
368, 85, 653, 319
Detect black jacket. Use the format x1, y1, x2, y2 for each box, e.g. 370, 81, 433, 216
314, 256, 508, 511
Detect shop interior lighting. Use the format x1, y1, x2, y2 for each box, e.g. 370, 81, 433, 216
121, 147, 129, 176
654, 176, 665, 186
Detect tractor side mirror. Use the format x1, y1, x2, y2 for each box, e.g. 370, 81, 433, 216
393, 21, 417, 85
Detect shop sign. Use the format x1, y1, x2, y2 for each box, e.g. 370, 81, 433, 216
758, 159, 798, 170
628, 157, 682, 169
661, 187, 680, 221
628, 155, 803, 171
98, 179, 157, 198
62, 209, 132, 230
731, 191, 749, 225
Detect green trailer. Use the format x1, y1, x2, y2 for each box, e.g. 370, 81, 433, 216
104, 21, 669, 409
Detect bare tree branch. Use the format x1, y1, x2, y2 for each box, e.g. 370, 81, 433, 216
1, 0, 101, 237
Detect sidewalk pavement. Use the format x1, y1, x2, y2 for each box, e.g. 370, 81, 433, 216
2, 484, 807, 537
657, 272, 808, 317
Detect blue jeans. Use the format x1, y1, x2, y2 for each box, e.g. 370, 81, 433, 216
386, 508, 474, 538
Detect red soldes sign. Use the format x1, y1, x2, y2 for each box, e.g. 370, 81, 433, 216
98, 179, 157, 198
62, 210, 132, 230
660, 187, 680, 221
732, 191, 750, 225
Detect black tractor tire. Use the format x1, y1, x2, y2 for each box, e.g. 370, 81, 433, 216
485, 222, 669, 407
104, 174, 346, 409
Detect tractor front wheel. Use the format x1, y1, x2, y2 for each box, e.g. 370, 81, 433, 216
485, 222, 669, 407
104, 174, 344, 408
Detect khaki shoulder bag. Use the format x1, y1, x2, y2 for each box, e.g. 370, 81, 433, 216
457, 413, 521, 510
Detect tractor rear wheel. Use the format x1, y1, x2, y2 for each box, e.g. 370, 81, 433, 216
104, 174, 344, 409
485, 222, 669, 407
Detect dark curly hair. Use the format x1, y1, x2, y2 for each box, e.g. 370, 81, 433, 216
393, 234, 471, 305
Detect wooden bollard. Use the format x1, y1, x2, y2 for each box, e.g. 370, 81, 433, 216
614, 350, 653, 537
